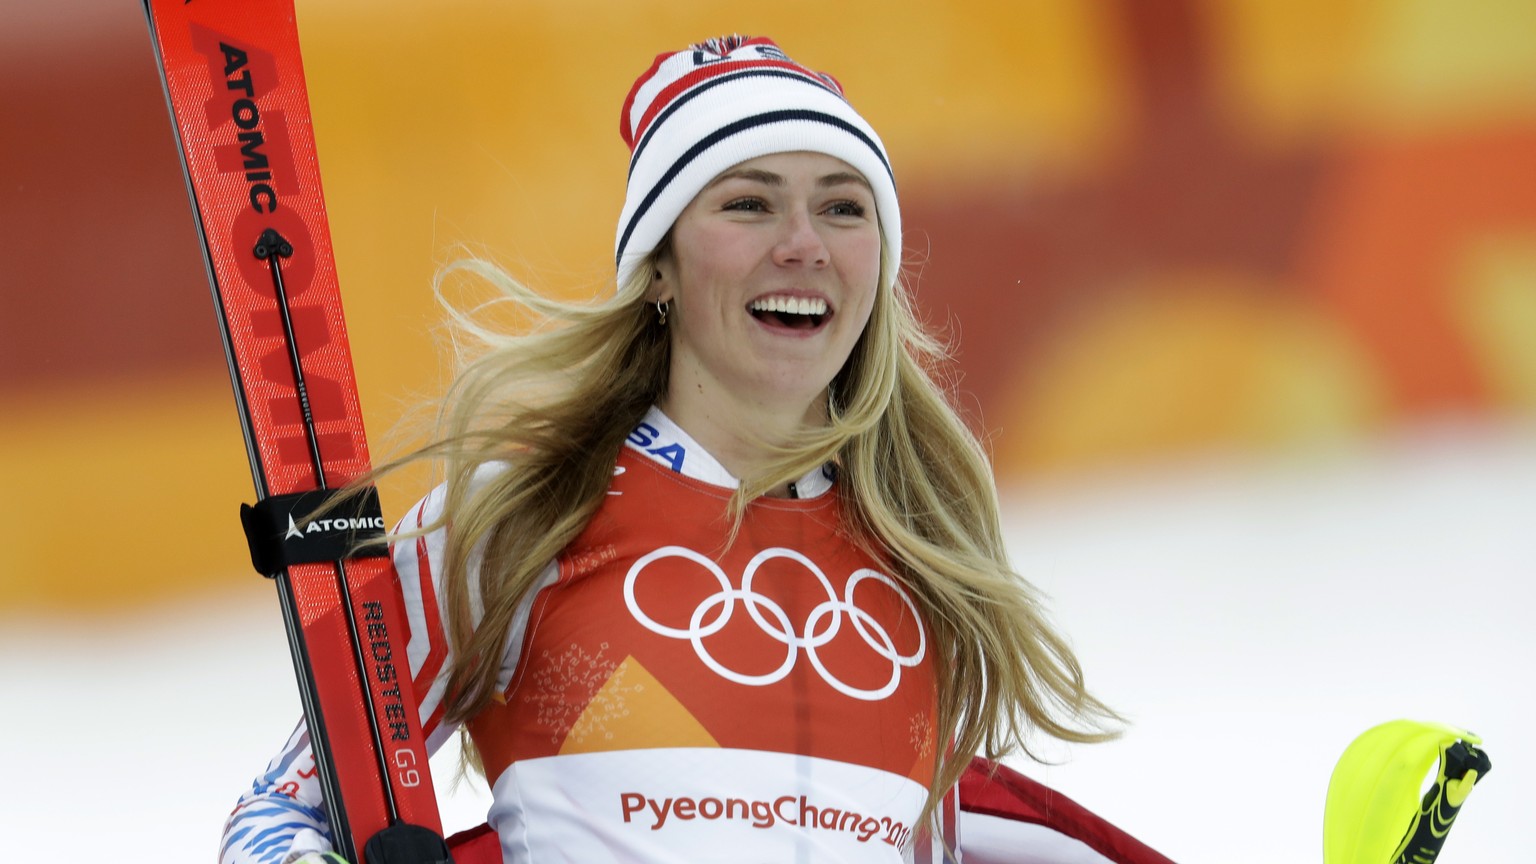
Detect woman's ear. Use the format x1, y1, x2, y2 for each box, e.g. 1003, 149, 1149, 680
648, 266, 670, 304
648, 245, 674, 302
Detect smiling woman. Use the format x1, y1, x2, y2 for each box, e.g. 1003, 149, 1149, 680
219, 34, 1168, 864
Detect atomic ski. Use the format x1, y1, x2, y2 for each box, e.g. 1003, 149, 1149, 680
142, 3, 450, 862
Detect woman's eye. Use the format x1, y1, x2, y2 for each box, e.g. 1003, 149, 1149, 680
723, 197, 768, 212
826, 200, 867, 218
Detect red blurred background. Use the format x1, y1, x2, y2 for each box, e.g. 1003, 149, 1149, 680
3, 2, 1533, 605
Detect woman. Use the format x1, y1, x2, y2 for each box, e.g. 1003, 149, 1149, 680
222, 35, 1168, 864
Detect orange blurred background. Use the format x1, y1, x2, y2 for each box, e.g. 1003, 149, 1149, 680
2, 0, 1533, 612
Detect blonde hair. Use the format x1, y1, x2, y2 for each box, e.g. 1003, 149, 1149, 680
394, 244, 1119, 826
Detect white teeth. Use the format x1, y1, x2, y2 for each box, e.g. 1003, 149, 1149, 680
750, 296, 828, 316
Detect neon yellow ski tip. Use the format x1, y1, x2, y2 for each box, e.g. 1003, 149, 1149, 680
1323, 719, 1491, 864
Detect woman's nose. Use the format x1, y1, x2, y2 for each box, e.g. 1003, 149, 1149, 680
772, 207, 830, 268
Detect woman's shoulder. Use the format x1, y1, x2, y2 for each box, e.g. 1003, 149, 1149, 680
390, 459, 514, 537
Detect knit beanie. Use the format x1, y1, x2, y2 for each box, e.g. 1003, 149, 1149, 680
614, 35, 901, 292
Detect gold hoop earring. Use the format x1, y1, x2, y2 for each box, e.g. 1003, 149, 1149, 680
655, 299, 669, 326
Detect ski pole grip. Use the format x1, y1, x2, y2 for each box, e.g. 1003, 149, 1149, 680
363, 822, 455, 864
240, 487, 389, 576
1393, 740, 1491, 864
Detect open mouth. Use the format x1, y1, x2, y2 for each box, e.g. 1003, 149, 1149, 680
748, 296, 829, 330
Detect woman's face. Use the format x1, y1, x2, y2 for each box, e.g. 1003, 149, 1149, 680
657, 151, 882, 419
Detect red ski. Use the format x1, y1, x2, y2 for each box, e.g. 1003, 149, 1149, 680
142, 2, 448, 861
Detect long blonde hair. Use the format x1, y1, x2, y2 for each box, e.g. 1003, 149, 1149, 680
393, 244, 1119, 822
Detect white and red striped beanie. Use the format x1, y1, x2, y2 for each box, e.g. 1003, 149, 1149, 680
615, 35, 901, 292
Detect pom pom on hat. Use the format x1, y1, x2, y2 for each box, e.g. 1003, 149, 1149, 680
614, 35, 901, 292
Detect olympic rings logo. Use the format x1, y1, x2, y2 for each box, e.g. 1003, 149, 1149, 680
622, 546, 926, 701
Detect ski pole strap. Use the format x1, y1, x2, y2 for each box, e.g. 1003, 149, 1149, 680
240, 487, 389, 576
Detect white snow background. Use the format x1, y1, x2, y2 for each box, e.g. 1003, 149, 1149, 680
1, 419, 1529, 862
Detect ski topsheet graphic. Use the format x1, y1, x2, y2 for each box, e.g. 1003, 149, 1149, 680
142, 2, 449, 861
